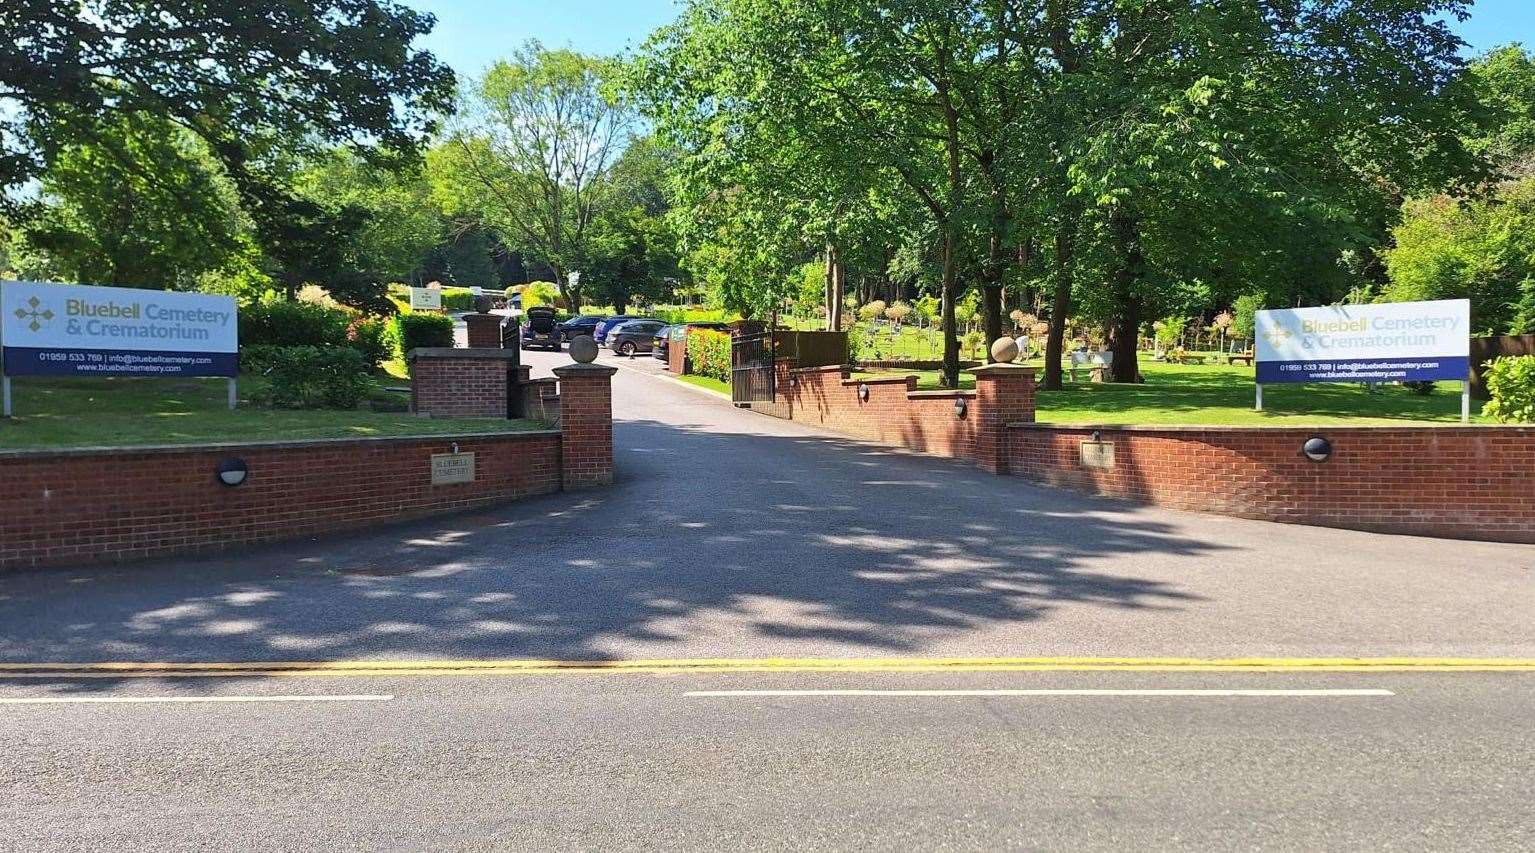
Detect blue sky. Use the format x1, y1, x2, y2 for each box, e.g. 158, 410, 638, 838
409, 0, 1534, 76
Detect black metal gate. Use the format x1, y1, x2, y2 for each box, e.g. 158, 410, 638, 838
731, 331, 775, 406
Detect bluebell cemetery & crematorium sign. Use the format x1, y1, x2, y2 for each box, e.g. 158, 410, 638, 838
1, 280, 238, 377
1254, 299, 1470, 384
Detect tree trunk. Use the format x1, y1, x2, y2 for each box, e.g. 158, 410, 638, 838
940, 224, 961, 388
1106, 208, 1145, 383
1043, 224, 1073, 391
831, 251, 844, 332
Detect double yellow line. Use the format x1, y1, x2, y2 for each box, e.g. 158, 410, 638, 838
0, 656, 1531, 679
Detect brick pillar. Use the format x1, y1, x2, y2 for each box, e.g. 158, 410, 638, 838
969, 364, 1037, 474
464, 313, 504, 349
552, 362, 618, 489
774, 357, 798, 416
408, 348, 521, 418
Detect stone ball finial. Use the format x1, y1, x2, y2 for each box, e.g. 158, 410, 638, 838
568, 335, 599, 364
990, 336, 1020, 364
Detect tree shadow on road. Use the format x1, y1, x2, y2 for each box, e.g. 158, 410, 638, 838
0, 417, 1220, 693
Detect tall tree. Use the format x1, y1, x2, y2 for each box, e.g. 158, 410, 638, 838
22, 110, 242, 289
2, 0, 454, 201
432, 42, 634, 308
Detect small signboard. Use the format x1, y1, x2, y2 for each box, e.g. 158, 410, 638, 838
430, 452, 475, 485
1, 280, 237, 378
409, 286, 442, 311
1079, 441, 1115, 470
469, 286, 484, 297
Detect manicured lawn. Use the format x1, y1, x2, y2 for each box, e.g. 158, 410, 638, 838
0, 374, 545, 449
676, 373, 730, 396
854, 359, 1487, 426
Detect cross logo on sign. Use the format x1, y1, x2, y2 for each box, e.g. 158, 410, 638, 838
13, 296, 54, 332
1264, 327, 1293, 348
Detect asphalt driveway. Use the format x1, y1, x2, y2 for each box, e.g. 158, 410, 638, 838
0, 347, 1531, 664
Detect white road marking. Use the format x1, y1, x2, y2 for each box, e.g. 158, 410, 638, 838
685, 689, 1395, 698
0, 694, 393, 705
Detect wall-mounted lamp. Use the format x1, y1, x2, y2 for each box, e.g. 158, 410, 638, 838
858, 382, 870, 402
1301, 436, 1332, 463
215, 457, 249, 487
790, 373, 799, 388
1091, 429, 1102, 443
954, 396, 968, 418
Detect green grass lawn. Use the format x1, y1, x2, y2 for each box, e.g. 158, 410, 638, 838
0, 374, 545, 450
676, 373, 730, 396
854, 359, 1486, 426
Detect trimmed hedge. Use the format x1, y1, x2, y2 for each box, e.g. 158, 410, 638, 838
239, 301, 351, 348
686, 329, 732, 383
387, 313, 455, 359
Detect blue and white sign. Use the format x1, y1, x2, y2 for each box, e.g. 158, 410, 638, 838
1255, 299, 1470, 384
1, 280, 238, 377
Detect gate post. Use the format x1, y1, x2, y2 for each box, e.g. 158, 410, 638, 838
774, 357, 798, 419
969, 364, 1037, 474
552, 362, 618, 489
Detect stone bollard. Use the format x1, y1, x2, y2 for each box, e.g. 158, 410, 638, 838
969, 363, 1037, 474
552, 362, 618, 489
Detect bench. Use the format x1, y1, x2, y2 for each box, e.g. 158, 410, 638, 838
1225, 352, 1254, 366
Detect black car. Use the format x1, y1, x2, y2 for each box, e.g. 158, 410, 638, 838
652, 324, 680, 360
607, 319, 668, 356
521, 306, 561, 350
557, 314, 607, 342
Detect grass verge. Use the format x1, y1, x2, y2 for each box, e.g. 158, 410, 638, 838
0, 374, 545, 449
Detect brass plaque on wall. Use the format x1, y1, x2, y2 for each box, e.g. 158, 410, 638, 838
430, 452, 476, 485
1079, 441, 1115, 470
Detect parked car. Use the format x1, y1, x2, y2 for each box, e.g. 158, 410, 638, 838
557, 314, 607, 342
652, 324, 680, 360
521, 306, 561, 350
594, 315, 661, 344
606, 319, 668, 356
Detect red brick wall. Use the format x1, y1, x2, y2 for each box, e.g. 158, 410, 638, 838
409, 354, 510, 418
1007, 424, 1535, 543
778, 365, 981, 459
553, 363, 617, 488
0, 431, 562, 571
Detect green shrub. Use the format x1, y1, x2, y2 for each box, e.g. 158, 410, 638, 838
1402, 380, 1436, 396
1231, 293, 1264, 343
686, 329, 732, 383
1482, 355, 1535, 423
239, 300, 351, 347
346, 316, 390, 367
387, 313, 455, 358
440, 287, 475, 311
250, 346, 369, 409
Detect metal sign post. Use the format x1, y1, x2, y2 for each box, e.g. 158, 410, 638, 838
1462, 376, 1471, 424
1255, 383, 1263, 412
2, 373, 11, 418
228, 377, 238, 411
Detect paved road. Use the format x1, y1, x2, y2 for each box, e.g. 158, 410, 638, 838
3, 345, 1533, 849
1, 671, 1531, 850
